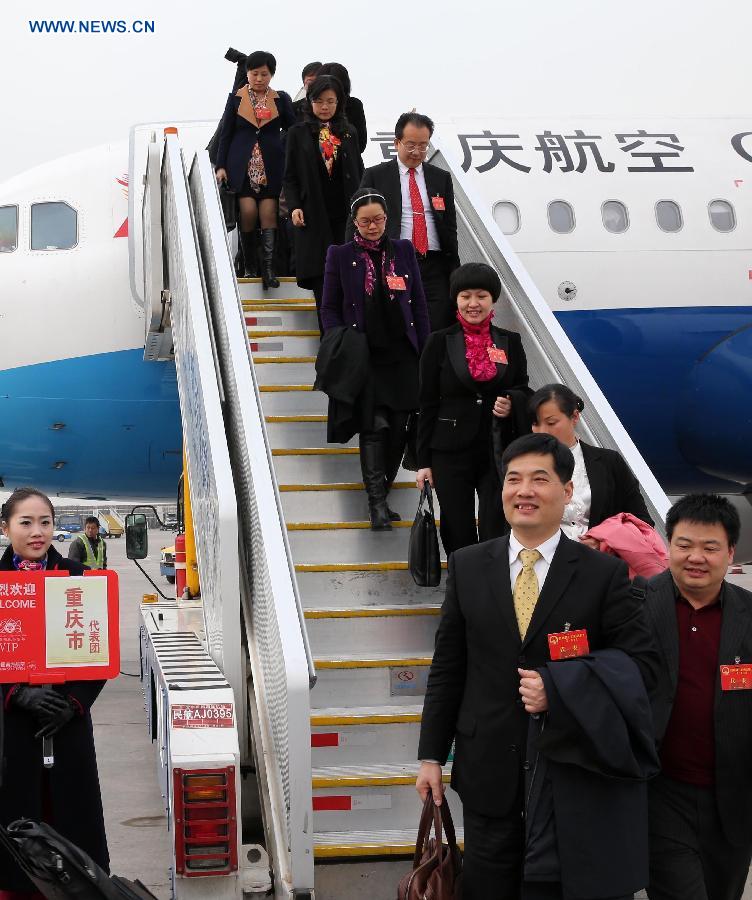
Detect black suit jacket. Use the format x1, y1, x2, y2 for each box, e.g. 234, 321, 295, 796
347, 159, 460, 269
417, 322, 530, 467
417, 533, 660, 817
645, 569, 752, 844
580, 441, 653, 528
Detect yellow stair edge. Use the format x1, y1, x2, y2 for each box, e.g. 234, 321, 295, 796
252, 356, 316, 364
297, 561, 447, 573
311, 712, 422, 726
280, 481, 413, 492
314, 656, 432, 669
266, 414, 328, 423
250, 330, 320, 338
313, 839, 464, 859
272, 447, 358, 457
259, 384, 314, 392
304, 605, 440, 619
312, 773, 450, 789
288, 520, 415, 530
238, 276, 298, 284
245, 303, 317, 312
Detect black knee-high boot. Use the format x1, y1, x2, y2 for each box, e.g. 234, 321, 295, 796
383, 412, 410, 521
239, 230, 258, 277
359, 431, 391, 531
261, 228, 280, 289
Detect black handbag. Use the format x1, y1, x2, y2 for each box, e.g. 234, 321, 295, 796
0, 819, 158, 900
218, 182, 237, 232
409, 483, 441, 587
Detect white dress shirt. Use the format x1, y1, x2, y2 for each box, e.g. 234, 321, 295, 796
508, 529, 562, 592
561, 440, 592, 540
397, 161, 441, 251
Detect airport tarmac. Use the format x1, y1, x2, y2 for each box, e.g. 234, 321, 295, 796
94, 539, 752, 899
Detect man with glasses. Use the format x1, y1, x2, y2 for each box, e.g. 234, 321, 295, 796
351, 112, 459, 330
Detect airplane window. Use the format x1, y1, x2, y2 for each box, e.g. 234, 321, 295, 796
655, 200, 683, 233
547, 201, 575, 234
601, 200, 629, 234
30, 202, 77, 250
0, 206, 18, 252
492, 201, 520, 235
708, 199, 736, 232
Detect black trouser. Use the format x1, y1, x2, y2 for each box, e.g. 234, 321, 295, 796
522, 885, 632, 900
431, 441, 507, 555
462, 804, 524, 900
647, 775, 752, 900
417, 251, 454, 332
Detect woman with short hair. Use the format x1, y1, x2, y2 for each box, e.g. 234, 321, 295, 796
319, 188, 430, 529
530, 383, 653, 537
284, 75, 364, 332
416, 263, 531, 554
215, 49, 295, 288
0, 488, 109, 897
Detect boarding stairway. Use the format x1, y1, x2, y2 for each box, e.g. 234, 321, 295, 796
139, 128, 670, 898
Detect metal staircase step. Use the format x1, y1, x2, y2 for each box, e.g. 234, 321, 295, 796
280, 487, 422, 524
311, 652, 432, 707
246, 309, 319, 329
254, 360, 315, 385
310, 705, 424, 766
313, 826, 464, 859
288, 528, 444, 566
304, 605, 440, 657
296, 567, 445, 608
265, 419, 356, 449
250, 335, 320, 355
273, 453, 411, 483
311, 764, 455, 835
258, 386, 327, 414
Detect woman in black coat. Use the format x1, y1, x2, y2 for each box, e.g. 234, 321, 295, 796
416, 263, 531, 555
284, 75, 364, 332
0, 488, 108, 894
215, 49, 296, 288
530, 383, 653, 537
317, 63, 368, 153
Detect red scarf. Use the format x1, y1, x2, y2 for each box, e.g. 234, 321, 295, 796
456, 310, 497, 381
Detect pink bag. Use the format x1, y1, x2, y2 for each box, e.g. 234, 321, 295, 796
582, 513, 668, 579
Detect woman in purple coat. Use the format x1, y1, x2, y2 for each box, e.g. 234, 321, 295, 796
321, 189, 430, 530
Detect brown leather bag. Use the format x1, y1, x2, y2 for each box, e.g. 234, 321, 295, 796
397, 796, 463, 900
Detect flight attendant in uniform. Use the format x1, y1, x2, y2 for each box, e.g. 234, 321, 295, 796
416, 262, 531, 555
0, 488, 108, 899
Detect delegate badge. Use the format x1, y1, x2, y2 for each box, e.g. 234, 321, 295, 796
487, 346, 508, 364
720, 660, 752, 691
386, 275, 407, 291
548, 626, 590, 660
256, 107, 272, 121
431, 196, 446, 211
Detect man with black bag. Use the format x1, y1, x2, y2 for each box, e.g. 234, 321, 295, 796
415, 433, 660, 899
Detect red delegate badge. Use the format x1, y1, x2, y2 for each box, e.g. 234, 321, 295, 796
431, 196, 446, 211
386, 275, 407, 291
487, 346, 508, 364
548, 627, 590, 660
256, 107, 272, 121
720, 663, 752, 691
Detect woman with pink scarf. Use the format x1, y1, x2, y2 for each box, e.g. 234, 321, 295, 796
416, 263, 531, 554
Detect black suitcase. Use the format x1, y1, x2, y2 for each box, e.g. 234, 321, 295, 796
0, 819, 158, 900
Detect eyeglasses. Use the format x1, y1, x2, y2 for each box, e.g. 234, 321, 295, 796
356, 215, 386, 227
400, 141, 429, 153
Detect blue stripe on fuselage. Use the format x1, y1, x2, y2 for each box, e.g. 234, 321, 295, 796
555, 305, 752, 494
0, 349, 182, 498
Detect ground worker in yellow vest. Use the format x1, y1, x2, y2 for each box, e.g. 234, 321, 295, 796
68, 516, 108, 569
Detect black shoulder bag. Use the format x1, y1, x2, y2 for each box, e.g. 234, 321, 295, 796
409, 483, 441, 587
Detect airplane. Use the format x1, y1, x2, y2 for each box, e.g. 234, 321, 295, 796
1, 116, 750, 525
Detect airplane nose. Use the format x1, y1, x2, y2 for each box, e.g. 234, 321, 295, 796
676, 323, 752, 485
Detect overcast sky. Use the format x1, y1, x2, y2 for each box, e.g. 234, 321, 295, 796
1, 0, 751, 179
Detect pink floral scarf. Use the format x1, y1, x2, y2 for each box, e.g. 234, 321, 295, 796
456, 310, 497, 381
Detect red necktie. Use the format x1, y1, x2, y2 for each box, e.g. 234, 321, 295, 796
408, 168, 429, 256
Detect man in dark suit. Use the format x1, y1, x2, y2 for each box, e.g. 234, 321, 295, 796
351, 112, 460, 331
416, 432, 659, 899
645, 493, 752, 900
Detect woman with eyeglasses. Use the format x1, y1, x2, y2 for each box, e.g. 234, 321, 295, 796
318, 188, 430, 530
284, 75, 364, 334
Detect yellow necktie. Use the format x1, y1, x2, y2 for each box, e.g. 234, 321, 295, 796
513, 549, 542, 639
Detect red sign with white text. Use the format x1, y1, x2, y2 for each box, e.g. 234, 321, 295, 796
0, 571, 120, 683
